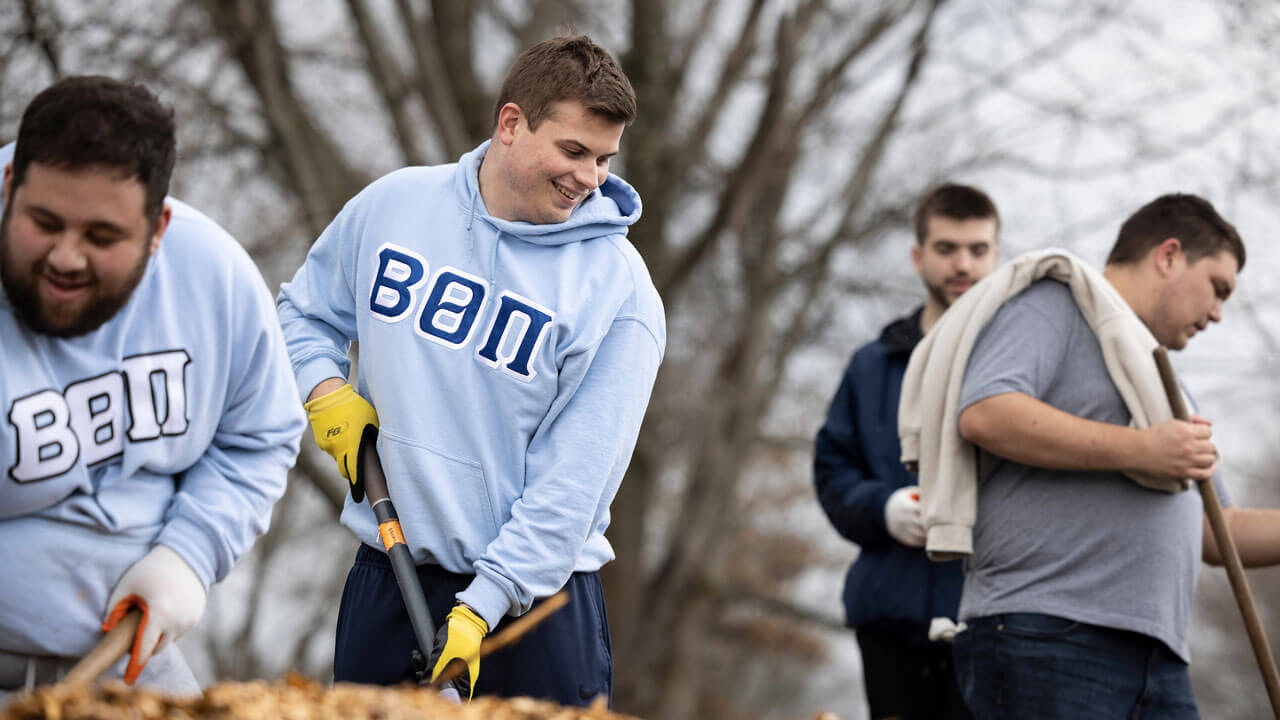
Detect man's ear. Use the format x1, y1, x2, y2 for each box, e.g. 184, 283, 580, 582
2, 163, 12, 207
148, 203, 172, 256
1152, 237, 1184, 277
911, 243, 924, 276
495, 103, 524, 146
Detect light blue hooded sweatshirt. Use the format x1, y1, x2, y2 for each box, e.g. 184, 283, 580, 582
0, 143, 306, 657
277, 141, 665, 628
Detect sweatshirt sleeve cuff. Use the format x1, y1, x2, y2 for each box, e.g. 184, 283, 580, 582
294, 355, 348, 402
456, 573, 512, 630
155, 518, 217, 592
924, 523, 973, 562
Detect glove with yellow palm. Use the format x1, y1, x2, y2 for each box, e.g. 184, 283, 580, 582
305, 383, 378, 502
429, 604, 489, 700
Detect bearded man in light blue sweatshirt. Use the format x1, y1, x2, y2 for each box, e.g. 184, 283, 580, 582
277, 35, 665, 706
0, 77, 305, 699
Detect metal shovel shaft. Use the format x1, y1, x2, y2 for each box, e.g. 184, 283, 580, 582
358, 426, 461, 702
359, 427, 436, 664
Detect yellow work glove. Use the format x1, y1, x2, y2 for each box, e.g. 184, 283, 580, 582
429, 604, 489, 700
305, 383, 378, 502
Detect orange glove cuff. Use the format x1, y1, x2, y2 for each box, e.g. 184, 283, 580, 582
102, 595, 150, 685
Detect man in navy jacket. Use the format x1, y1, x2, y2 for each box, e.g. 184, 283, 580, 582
815, 184, 1000, 720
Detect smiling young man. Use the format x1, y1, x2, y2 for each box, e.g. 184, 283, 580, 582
2, 163, 158, 335
277, 35, 664, 706
0, 77, 304, 699
815, 183, 997, 720
949, 194, 1280, 718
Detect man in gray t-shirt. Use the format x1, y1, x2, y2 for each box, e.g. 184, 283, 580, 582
952, 194, 1280, 719
959, 278, 1229, 663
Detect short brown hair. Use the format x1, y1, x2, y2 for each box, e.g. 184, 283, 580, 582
1106, 194, 1245, 271
13, 76, 175, 226
914, 183, 1000, 244
492, 35, 636, 131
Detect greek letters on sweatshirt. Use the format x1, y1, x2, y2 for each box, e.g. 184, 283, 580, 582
277, 141, 665, 628
0, 143, 306, 655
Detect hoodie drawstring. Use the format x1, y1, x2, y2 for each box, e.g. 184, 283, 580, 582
465, 186, 498, 284
488, 229, 500, 286
465, 190, 478, 260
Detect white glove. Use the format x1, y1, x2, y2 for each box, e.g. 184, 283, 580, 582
102, 545, 207, 684
884, 486, 926, 547
928, 617, 967, 642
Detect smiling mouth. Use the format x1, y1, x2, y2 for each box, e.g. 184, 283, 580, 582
552, 180, 582, 204
41, 274, 91, 299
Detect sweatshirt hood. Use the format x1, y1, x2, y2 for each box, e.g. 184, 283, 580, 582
457, 140, 642, 246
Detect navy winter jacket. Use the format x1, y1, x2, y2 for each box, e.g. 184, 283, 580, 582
814, 308, 964, 643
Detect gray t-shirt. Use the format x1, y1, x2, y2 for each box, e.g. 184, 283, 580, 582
958, 279, 1229, 662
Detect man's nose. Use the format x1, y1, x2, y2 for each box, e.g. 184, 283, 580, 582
574, 160, 601, 192
1208, 299, 1223, 323
46, 234, 88, 274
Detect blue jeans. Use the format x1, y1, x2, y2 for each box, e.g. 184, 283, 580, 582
952, 613, 1198, 719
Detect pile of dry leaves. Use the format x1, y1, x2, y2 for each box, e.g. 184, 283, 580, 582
0, 674, 641, 720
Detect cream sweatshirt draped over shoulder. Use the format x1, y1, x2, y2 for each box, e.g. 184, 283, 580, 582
897, 249, 1192, 561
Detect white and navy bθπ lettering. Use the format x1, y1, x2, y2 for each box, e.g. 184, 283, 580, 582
368, 243, 554, 382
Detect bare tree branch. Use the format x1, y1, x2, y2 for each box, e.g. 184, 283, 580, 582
665, 0, 767, 202
757, 3, 940, 425
197, 0, 366, 234
798, 1, 913, 119
716, 583, 847, 632
670, 0, 718, 75
347, 0, 428, 165
20, 0, 60, 79
654, 3, 805, 299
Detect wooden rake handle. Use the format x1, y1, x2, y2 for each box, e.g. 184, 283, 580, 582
61, 608, 142, 686
1154, 347, 1280, 718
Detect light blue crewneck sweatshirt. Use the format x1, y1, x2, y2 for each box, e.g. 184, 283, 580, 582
277, 141, 665, 627
0, 143, 306, 656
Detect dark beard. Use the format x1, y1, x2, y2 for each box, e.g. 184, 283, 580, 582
924, 277, 951, 311
0, 212, 151, 338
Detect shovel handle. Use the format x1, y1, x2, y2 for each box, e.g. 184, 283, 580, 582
62, 608, 142, 686
1154, 347, 1280, 719
358, 425, 458, 698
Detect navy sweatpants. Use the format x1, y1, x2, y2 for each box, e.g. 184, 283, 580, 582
333, 544, 613, 707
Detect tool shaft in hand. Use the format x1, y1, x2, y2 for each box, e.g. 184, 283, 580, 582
1154, 347, 1280, 718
